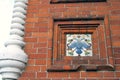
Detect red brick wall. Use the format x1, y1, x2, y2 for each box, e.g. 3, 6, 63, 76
19, 0, 120, 80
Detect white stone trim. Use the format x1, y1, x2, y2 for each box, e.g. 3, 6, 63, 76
0, 0, 28, 80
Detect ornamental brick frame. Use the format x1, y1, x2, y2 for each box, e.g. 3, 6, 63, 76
47, 16, 114, 71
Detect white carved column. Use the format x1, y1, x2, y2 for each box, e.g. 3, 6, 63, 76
0, 0, 28, 80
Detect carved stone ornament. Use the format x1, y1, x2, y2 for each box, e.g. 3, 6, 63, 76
0, 0, 28, 80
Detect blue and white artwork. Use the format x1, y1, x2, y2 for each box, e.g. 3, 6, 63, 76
66, 34, 92, 56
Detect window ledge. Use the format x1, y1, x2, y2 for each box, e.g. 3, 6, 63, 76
47, 61, 114, 72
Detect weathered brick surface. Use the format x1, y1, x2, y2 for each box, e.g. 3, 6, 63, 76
19, 0, 120, 80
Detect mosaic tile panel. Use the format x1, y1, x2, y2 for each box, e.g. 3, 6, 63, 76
66, 34, 92, 56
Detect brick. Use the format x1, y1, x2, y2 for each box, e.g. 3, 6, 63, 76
99, 78, 119, 80
39, 27, 48, 32
25, 43, 33, 49
25, 23, 34, 28
69, 72, 80, 78
77, 7, 96, 11
63, 65, 71, 70
50, 8, 67, 13
24, 37, 37, 42
24, 33, 32, 37
93, 2, 109, 6
110, 1, 120, 5
25, 27, 39, 32
99, 42, 107, 58
110, 20, 120, 25
27, 9, 39, 13
81, 72, 87, 77
26, 66, 40, 71
38, 17, 48, 22
91, 11, 109, 15
110, 0, 120, 2
115, 72, 120, 77
48, 49, 52, 59
67, 7, 77, 12
38, 37, 48, 42
35, 22, 48, 27
112, 36, 120, 41
87, 79, 99, 80
115, 59, 120, 64
32, 32, 48, 37
109, 5, 120, 10
65, 3, 82, 7
89, 59, 107, 64
103, 72, 115, 77
38, 48, 47, 53
87, 72, 103, 77
112, 41, 120, 47
47, 59, 52, 66
34, 43, 47, 48
52, 12, 63, 18
22, 72, 36, 78
28, 0, 40, 5
111, 10, 120, 14
96, 6, 108, 11
108, 57, 114, 66
37, 72, 47, 78
39, 8, 49, 13
48, 72, 69, 78
63, 11, 78, 18
81, 11, 91, 15
107, 47, 113, 57
35, 78, 50, 80
54, 60, 71, 65
52, 79, 64, 80
111, 26, 120, 30
25, 49, 37, 54
72, 60, 88, 64
110, 15, 120, 20
65, 79, 85, 80
26, 13, 34, 17
37, 13, 50, 17
40, 66, 47, 72
29, 54, 47, 59
26, 18, 38, 23
115, 66, 120, 71
28, 59, 35, 65
114, 54, 120, 58
112, 30, 120, 36
48, 40, 52, 48
28, 5, 39, 10
35, 59, 46, 65
114, 48, 120, 53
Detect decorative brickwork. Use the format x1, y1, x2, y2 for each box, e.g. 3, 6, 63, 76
47, 16, 114, 71
21, 0, 120, 80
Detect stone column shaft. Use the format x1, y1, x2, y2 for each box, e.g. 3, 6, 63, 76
0, 0, 28, 80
